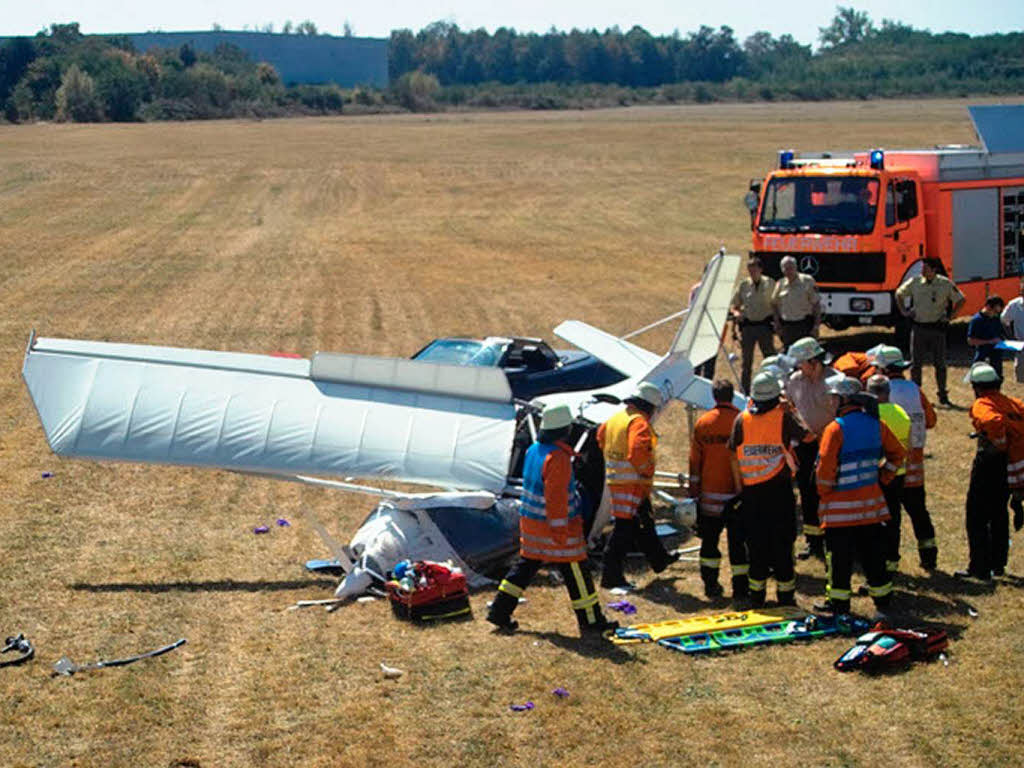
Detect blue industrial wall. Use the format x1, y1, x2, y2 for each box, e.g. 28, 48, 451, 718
120, 31, 389, 87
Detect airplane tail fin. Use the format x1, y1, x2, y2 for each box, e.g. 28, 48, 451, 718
552, 250, 743, 411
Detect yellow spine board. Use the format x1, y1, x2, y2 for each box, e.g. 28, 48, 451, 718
612, 606, 807, 644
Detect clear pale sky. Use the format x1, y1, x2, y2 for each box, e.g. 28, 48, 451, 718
4, 1, 1023, 47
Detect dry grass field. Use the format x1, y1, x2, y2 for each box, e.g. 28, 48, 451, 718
2, 99, 1023, 767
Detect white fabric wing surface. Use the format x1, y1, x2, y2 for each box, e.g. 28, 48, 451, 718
23, 337, 516, 492
670, 251, 742, 367
552, 320, 661, 378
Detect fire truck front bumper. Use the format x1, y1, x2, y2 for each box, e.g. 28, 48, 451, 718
822, 291, 893, 323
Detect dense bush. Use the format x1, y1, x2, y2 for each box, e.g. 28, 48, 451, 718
55, 64, 101, 121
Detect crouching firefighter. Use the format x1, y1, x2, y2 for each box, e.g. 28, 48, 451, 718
487, 404, 617, 636
690, 379, 748, 600
598, 382, 678, 590
815, 375, 905, 616
729, 373, 808, 607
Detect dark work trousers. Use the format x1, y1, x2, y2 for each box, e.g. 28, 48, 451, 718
910, 323, 949, 400
601, 496, 673, 587
489, 556, 607, 631
825, 523, 892, 612
881, 475, 906, 575
794, 440, 824, 547
779, 316, 815, 350
698, 499, 749, 595
740, 321, 776, 394
741, 471, 797, 606
902, 485, 938, 567
965, 451, 1010, 578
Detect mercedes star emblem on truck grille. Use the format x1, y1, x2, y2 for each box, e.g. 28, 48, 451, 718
799, 255, 820, 275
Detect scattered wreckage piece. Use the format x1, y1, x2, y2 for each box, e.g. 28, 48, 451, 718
52, 638, 186, 676
1, 634, 35, 668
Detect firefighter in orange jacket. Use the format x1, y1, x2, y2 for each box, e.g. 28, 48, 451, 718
487, 404, 617, 636
729, 373, 809, 607
815, 375, 906, 616
957, 363, 1024, 581
598, 382, 677, 590
874, 345, 940, 569
833, 351, 878, 385
690, 379, 747, 599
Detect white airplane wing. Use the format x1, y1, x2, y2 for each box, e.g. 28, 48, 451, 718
22, 336, 516, 492
669, 251, 742, 368
552, 321, 660, 378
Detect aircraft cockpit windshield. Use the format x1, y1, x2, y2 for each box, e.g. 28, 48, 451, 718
413, 338, 505, 367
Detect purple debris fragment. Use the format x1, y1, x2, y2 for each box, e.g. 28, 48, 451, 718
607, 600, 637, 615
510, 701, 535, 712
253, 526, 270, 534
552, 687, 570, 699
276, 518, 290, 527
41, 472, 54, 479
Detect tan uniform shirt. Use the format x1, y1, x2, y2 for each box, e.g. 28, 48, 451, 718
731, 276, 776, 322
772, 273, 819, 321
895, 275, 965, 323
786, 366, 839, 437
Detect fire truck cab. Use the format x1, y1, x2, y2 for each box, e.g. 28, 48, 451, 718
747, 105, 1024, 330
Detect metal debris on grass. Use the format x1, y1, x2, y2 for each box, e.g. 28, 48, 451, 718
41, 472, 53, 479
380, 662, 403, 679
276, 518, 290, 527
53, 638, 186, 676
1, 634, 35, 668
510, 701, 535, 712
253, 526, 270, 534
552, 687, 570, 698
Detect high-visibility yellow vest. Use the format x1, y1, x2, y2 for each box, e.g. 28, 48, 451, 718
878, 402, 910, 477
602, 410, 656, 487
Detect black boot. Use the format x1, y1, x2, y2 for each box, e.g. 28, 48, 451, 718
486, 591, 520, 633
777, 589, 796, 607
701, 566, 723, 598
919, 546, 938, 570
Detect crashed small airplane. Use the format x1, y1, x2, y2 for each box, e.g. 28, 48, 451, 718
22, 251, 742, 598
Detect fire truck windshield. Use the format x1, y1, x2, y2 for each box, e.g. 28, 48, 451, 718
758, 176, 880, 235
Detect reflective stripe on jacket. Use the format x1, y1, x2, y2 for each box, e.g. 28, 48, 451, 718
690, 404, 739, 515
970, 391, 1024, 490
519, 440, 586, 562
816, 407, 903, 528
878, 403, 910, 477
735, 408, 790, 486
889, 377, 935, 487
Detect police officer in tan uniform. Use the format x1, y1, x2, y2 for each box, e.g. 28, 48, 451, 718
772, 255, 822, 348
895, 258, 966, 406
731, 256, 776, 394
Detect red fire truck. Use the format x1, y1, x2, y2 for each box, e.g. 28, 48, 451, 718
746, 105, 1024, 330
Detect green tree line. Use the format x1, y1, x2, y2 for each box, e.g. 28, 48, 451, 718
2, 9, 1022, 122
390, 8, 1023, 103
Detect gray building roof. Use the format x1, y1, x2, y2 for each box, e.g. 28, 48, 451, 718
120, 31, 389, 87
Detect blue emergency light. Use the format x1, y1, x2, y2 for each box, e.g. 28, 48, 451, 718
779, 150, 795, 169
869, 149, 885, 170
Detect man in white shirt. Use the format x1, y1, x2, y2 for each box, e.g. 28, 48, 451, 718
1001, 276, 1024, 383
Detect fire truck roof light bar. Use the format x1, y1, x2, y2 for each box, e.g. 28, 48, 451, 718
869, 149, 885, 170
